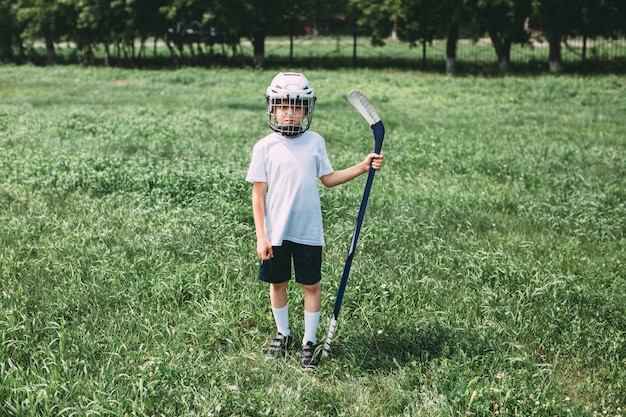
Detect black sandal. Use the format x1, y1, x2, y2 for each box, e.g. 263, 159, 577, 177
266, 333, 292, 358
300, 341, 321, 369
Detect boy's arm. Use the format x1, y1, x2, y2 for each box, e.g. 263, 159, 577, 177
252, 182, 273, 260
320, 153, 383, 188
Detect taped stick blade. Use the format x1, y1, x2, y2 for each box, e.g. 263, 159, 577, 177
347, 90, 381, 127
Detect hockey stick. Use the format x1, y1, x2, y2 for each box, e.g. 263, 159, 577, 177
323, 90, 385, 357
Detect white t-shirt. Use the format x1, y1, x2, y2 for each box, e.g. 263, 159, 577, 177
246, 131, 334, 246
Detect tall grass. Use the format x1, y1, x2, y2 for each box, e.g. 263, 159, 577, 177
0, 66, 624, 416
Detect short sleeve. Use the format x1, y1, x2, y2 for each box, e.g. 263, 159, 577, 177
246, 142, 267, 183
317, 136, 334, 177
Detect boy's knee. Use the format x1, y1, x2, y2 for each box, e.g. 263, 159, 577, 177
270, 281, 289, 292
301, 282, 321, 294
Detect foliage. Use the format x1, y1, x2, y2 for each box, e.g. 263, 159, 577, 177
462, 0, 532, 70
1, 0, 625, 70
0, 0, 17, 60
395, 0, 449, 46
348, 0, 396, 46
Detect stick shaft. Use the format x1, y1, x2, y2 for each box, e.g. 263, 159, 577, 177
323, 121, 384, 355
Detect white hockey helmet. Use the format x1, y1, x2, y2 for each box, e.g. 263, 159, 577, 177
266, 72, 316, 137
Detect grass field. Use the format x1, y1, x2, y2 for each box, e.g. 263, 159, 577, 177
0, 66, 625, 416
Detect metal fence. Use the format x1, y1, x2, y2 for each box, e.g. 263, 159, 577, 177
262, 35, 626, 70
22, 35, 626, 72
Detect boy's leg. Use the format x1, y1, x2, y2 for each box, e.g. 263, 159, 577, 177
259, 243, 293, 358
293, 243, 323, 368
301, 282, 321, 344
300, 282, 322, 368
270, 282, 290, 337
266, 282, 293, 358
270, 281, 289, 309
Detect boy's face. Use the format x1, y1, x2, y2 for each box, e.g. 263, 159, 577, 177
272, 99, 307, 127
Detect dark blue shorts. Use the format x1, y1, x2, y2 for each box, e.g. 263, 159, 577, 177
258, 240, 322, 285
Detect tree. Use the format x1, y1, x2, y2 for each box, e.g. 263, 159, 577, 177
241, 0, 321, 66
158, 0, 327, 66
73, 0, 118, 64
395, 0, 440, 66
393, 0, 467, 72
349, 0, 395, 47
200, 0, 246, 58
126, 0, 169, 59
574, 0, 626, 63
16, 0, 76, 64
350, 0, 468, 73
159, 0, 209, 60
0, 0, 17, 61
530, 0, 577, 72
441, 0, 468, 74
466, 0, 532, 72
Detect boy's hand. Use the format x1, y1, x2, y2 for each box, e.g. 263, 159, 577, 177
257, 238, 274, 261
365, 153, 384, 171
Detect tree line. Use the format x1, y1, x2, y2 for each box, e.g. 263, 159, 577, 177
1, 0, 624, 72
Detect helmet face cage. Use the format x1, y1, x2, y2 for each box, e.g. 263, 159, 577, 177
266, 72, 316, 137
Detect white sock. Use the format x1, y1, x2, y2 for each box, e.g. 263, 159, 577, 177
272, 304, 291, 337
303, 310, 320, 345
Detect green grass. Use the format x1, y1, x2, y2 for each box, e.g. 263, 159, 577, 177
0, 66, 625, 416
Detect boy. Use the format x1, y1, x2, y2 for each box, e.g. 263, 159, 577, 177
246, 72, 383, 368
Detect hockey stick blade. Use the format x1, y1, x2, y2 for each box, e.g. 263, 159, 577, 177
348, 90, 384, 154
347, 90, 381, 128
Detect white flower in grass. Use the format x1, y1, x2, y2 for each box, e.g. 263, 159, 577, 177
377, 329, 383, 335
